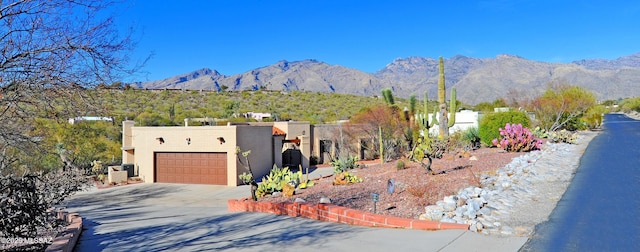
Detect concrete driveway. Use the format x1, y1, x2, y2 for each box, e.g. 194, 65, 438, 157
63, 182, 527, 251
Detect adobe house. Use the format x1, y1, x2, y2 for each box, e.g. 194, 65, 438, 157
121, 120, 310, 186
311, 122, 378, 163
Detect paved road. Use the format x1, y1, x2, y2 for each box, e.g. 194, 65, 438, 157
520, 113, 640, 251
63, 172, 527, 251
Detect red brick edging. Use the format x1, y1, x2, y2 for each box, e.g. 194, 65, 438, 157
45, 211, 83, 252
228, 198, 469, 231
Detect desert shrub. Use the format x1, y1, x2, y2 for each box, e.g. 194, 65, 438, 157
396, 159, 406, 170
473, 98, 508, 113
407, 184, 429, 198
479, 111, 530, 146
460, 127, 481, 150
348, 104, 407, 161
412, 137, 449, 174
0, 168, 89, 240
582, 105, 606, 129
492, 123, 542, 152
330, 155, 359, 174
527, 84, 596, 131
448, 129, 478, 152
548, 130, 579, 144
559, 113, 587, 131
619, 97, 640, 112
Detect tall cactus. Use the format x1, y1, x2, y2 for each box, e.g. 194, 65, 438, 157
378, 126, 384, 164
437, 56, 457, 138
415, 91, 436, 137
381, 88, 395, 106
448, 88, 457, 127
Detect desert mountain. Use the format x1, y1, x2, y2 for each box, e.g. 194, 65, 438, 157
135, 53, 640, 105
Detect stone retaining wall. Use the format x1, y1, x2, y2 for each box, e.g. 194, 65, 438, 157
45, 211, 83, 252
228, 198, 469, 231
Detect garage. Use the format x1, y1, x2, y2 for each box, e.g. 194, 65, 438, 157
155, 152, 227, 185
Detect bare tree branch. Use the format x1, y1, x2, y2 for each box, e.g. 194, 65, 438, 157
0, 0, 136, 173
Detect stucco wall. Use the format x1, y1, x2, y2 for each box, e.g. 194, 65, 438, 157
311, 124, 340, 164
122, 121, 135, 164
274, 121, 310, 140
428, 110, 479, 135
236, 126, 276, 183
129, 125, 269, 186
131, 125, 238, 185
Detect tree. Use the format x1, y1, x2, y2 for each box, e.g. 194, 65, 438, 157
0, 0, 136, 243
0, 0, 136, 172
29, 120, 122, 171
348, 105, 405, 161
528, 83, 596, 132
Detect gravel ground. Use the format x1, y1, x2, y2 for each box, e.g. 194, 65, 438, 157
260, 130, 599, 237
261, 147, 524, 219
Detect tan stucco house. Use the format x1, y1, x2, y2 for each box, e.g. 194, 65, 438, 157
121, 120, 311, 186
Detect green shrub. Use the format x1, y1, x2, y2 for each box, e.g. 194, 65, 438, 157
619, 97, 640, 112
582, 105, 606, 129
479, 111, 530, 146
460, 127, 481, 150
396, 159, 406, 170
559, 113, 586, 131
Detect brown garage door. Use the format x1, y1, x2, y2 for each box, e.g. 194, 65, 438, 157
155, 152, 227, 185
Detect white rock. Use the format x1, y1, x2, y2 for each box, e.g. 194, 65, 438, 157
424, 205, 445, 221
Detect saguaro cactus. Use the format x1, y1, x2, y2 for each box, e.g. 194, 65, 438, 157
379, 126, 384, 164
448, 88, 457, 128
437, 56, 457, 138
415, 91, 436, 137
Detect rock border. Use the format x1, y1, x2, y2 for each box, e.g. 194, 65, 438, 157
45, 211, 83, 252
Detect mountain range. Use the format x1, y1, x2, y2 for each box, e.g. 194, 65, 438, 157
134, 53, 640, 105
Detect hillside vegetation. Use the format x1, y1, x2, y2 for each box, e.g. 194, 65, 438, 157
95, 89, 396, 125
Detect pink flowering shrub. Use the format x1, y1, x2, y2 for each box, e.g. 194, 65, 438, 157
492, 123, 542, 152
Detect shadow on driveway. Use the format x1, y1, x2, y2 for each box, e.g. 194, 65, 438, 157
65, 184, 355, 251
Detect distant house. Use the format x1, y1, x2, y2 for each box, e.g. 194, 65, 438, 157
244, 112, 272, 121
426, 110, 480, 135
68, 116, 114, 125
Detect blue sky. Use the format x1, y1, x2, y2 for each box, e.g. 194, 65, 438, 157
114, 0, 640, 81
